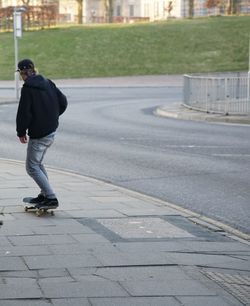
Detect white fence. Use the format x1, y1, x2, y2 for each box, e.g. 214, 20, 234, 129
183, 73, 250, 115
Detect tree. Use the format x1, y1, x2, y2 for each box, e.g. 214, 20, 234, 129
205, 0, 220, 8
21, 0, 31, 5
227, 0, 238, 14
188, 0, 194, 18
76, 0, 83, 24
205, 0, 238, 15
103, 0, 113, 23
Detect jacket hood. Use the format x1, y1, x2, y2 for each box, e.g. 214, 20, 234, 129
24, 74, 48, 90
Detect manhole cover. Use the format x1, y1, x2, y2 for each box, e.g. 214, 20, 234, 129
97, 217, 194, 239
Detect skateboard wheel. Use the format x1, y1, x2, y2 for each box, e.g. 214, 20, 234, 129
36, 210, 42, 217
25, 206, 28, 212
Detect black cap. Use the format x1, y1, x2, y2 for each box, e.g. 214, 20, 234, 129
17, 59, 34, 71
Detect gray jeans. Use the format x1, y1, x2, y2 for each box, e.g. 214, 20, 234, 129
26, 132, 56, 199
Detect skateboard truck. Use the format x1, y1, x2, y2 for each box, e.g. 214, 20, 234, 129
23, 197, 57, 217
24, 205, 56, 217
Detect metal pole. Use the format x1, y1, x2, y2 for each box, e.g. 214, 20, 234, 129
13, 10, 19, 101
248, 36, 250, 108
13, 8, 24, 101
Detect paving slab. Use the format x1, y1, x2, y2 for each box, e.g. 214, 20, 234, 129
0, 283, 42, 299
8, 234, 76, 246
94, 251, 173, 267
24, 254, 101, 269
89, 297, 182, 306
66, 209, 125, 218
0, 301, 51, 306
51, 299, 91, 306
120, 279, 215, 296
40, 280, 128, 298
178, 296, 242, 306
0, 236, 12, 247
0, 245, 51, 256
93, 266, 191, 281
0, 257, 27, 271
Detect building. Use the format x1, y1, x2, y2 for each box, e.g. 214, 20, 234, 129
0, 0, 249, 24
112, 0, 250, 20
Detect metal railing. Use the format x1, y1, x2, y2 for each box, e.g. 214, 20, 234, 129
183, 73, 250, 115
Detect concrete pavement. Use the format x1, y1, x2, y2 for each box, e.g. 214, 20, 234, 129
0, 158, 250, 306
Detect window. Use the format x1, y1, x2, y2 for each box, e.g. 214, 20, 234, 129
144, 3, 149, 16
117, 5, 121, 16
129, 5, 134, 17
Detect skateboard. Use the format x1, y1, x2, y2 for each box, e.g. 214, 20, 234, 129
23, 197, 57, 217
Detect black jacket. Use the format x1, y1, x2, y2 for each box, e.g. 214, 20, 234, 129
16, 74, 67, 139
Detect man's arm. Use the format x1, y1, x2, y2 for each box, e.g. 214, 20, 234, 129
16, 87, 32, 139
56, 87, 68, 115
48, 80, 68, 115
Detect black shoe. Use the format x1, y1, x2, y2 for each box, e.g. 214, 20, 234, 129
36, 198, 59, 209
29, 194, 45, 204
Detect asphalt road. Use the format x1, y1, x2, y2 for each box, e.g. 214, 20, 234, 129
0, 86, 249, 234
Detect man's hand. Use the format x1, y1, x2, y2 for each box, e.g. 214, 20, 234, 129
19, 135, 28, 144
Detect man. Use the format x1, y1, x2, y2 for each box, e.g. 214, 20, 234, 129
16, 59, 67, 208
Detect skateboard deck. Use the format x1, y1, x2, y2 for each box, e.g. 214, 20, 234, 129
23, 197, 57, 217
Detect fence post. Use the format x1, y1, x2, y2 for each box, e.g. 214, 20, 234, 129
205, 78, 208, 112
224, 78, 230, 115
248, 71, 250, 113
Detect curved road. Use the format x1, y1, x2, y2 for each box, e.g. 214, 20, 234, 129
0, 86, 249, 234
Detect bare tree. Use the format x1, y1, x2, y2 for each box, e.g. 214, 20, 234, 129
205, 0, 239, 14
227, 0, 238, 14
103, 0, 113, 23
188, 0, 194, 18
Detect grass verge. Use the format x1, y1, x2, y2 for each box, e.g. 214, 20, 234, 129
0, 16, 249, 79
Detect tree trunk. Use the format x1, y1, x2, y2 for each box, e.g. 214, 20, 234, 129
189, 0, 194, 18
77, 0, 83, 24
104, 0, 113, 23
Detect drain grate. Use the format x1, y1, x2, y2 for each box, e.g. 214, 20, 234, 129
202, 270, 250, 305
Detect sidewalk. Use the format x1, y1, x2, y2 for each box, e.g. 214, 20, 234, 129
0, 159, 249, 306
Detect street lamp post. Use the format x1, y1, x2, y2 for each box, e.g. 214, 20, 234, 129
13, 7, 26, 100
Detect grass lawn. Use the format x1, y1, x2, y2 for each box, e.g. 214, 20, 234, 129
0, 16, 249, 80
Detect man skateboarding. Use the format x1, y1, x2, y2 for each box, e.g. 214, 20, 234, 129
16, 59, 68, 209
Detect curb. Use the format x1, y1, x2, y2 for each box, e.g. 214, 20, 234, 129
155, 104, 250, 125
0, 99, 17, 105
